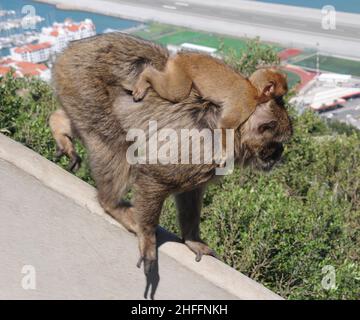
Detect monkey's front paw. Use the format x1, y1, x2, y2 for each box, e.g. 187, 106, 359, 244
68, 153, 82, 173
185, 240, 219, 262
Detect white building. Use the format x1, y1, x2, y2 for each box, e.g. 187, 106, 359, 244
10, 42, 52, 64
292, 85, 360, 112
0, 57, 51, 82
318, 73, 352, 86
39, 19, 96, 53
180, 43, 218, 56
167, 43, 220, 57
10, 19, 96, 63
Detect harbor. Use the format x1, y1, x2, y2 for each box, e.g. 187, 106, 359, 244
0, 0, 141, 81
0, 0, 140, 56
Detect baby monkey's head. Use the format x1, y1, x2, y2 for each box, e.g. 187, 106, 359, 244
249, 68, 288, 104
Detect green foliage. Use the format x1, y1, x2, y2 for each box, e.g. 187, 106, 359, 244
161, 107, 360, 300
1, 45, 359, 299
222, 37, 280, 77
0, 73, 93, 185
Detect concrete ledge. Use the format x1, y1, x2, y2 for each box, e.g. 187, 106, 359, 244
0, 134, 282, 299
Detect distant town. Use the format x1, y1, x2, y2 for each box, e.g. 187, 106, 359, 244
1, 5, 360, 129
0, 8, 96, 81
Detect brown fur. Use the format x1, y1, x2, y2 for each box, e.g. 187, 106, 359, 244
249, 67, 288, 100
49, 109, 81, 172
132, 52, 288, 158
50, 33, 292, 274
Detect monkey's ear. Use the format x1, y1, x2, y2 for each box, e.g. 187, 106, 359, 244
262, 81, 275, 97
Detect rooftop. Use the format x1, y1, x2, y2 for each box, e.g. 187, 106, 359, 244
14, 42, 51, 54
0, 58, 48, 78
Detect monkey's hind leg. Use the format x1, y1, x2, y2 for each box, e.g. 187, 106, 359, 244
99, 178, 165, 275
94, 151, 137, 234
49, 109, 81, 172
175, 186, 218, 262
132, 60, 192, 103
93, 148, 165, 275
132, 182, 167, 275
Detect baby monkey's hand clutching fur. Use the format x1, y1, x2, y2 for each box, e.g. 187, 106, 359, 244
132, 52, 288, 164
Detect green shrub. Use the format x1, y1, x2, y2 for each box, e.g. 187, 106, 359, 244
161, 108, 360, 300
0, 72, 93, 185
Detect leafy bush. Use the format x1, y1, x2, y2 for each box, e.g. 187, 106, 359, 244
222, 37, 280, 77
1, 42, 359, 299
162, 109, 360, 299
0, 72, 93, 185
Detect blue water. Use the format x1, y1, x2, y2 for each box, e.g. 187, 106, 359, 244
0, 0, 140, 56
258, 0, 360, 14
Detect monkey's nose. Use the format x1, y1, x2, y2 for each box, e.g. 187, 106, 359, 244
272, 143, 284, 161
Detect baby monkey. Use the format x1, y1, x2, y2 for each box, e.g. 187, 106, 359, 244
132, 52, 288, 160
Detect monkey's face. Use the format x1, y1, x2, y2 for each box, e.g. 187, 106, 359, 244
239, 98, 292, 171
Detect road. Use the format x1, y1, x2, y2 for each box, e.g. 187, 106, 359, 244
112, 0, 360, 43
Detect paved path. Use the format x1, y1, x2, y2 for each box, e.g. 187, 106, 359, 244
0, 134, 281, 299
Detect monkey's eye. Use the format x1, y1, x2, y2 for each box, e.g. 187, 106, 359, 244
258, 120, 277, 133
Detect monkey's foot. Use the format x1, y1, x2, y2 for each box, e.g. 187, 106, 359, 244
185, 240, 218, 262
137, 255, 156, 275
68, 153, 82, 173
54, 147, 65, 162
137, 233, 157, 275
55, 147, 81, 173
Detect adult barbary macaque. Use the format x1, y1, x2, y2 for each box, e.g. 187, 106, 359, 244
50, 33, 293, 274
